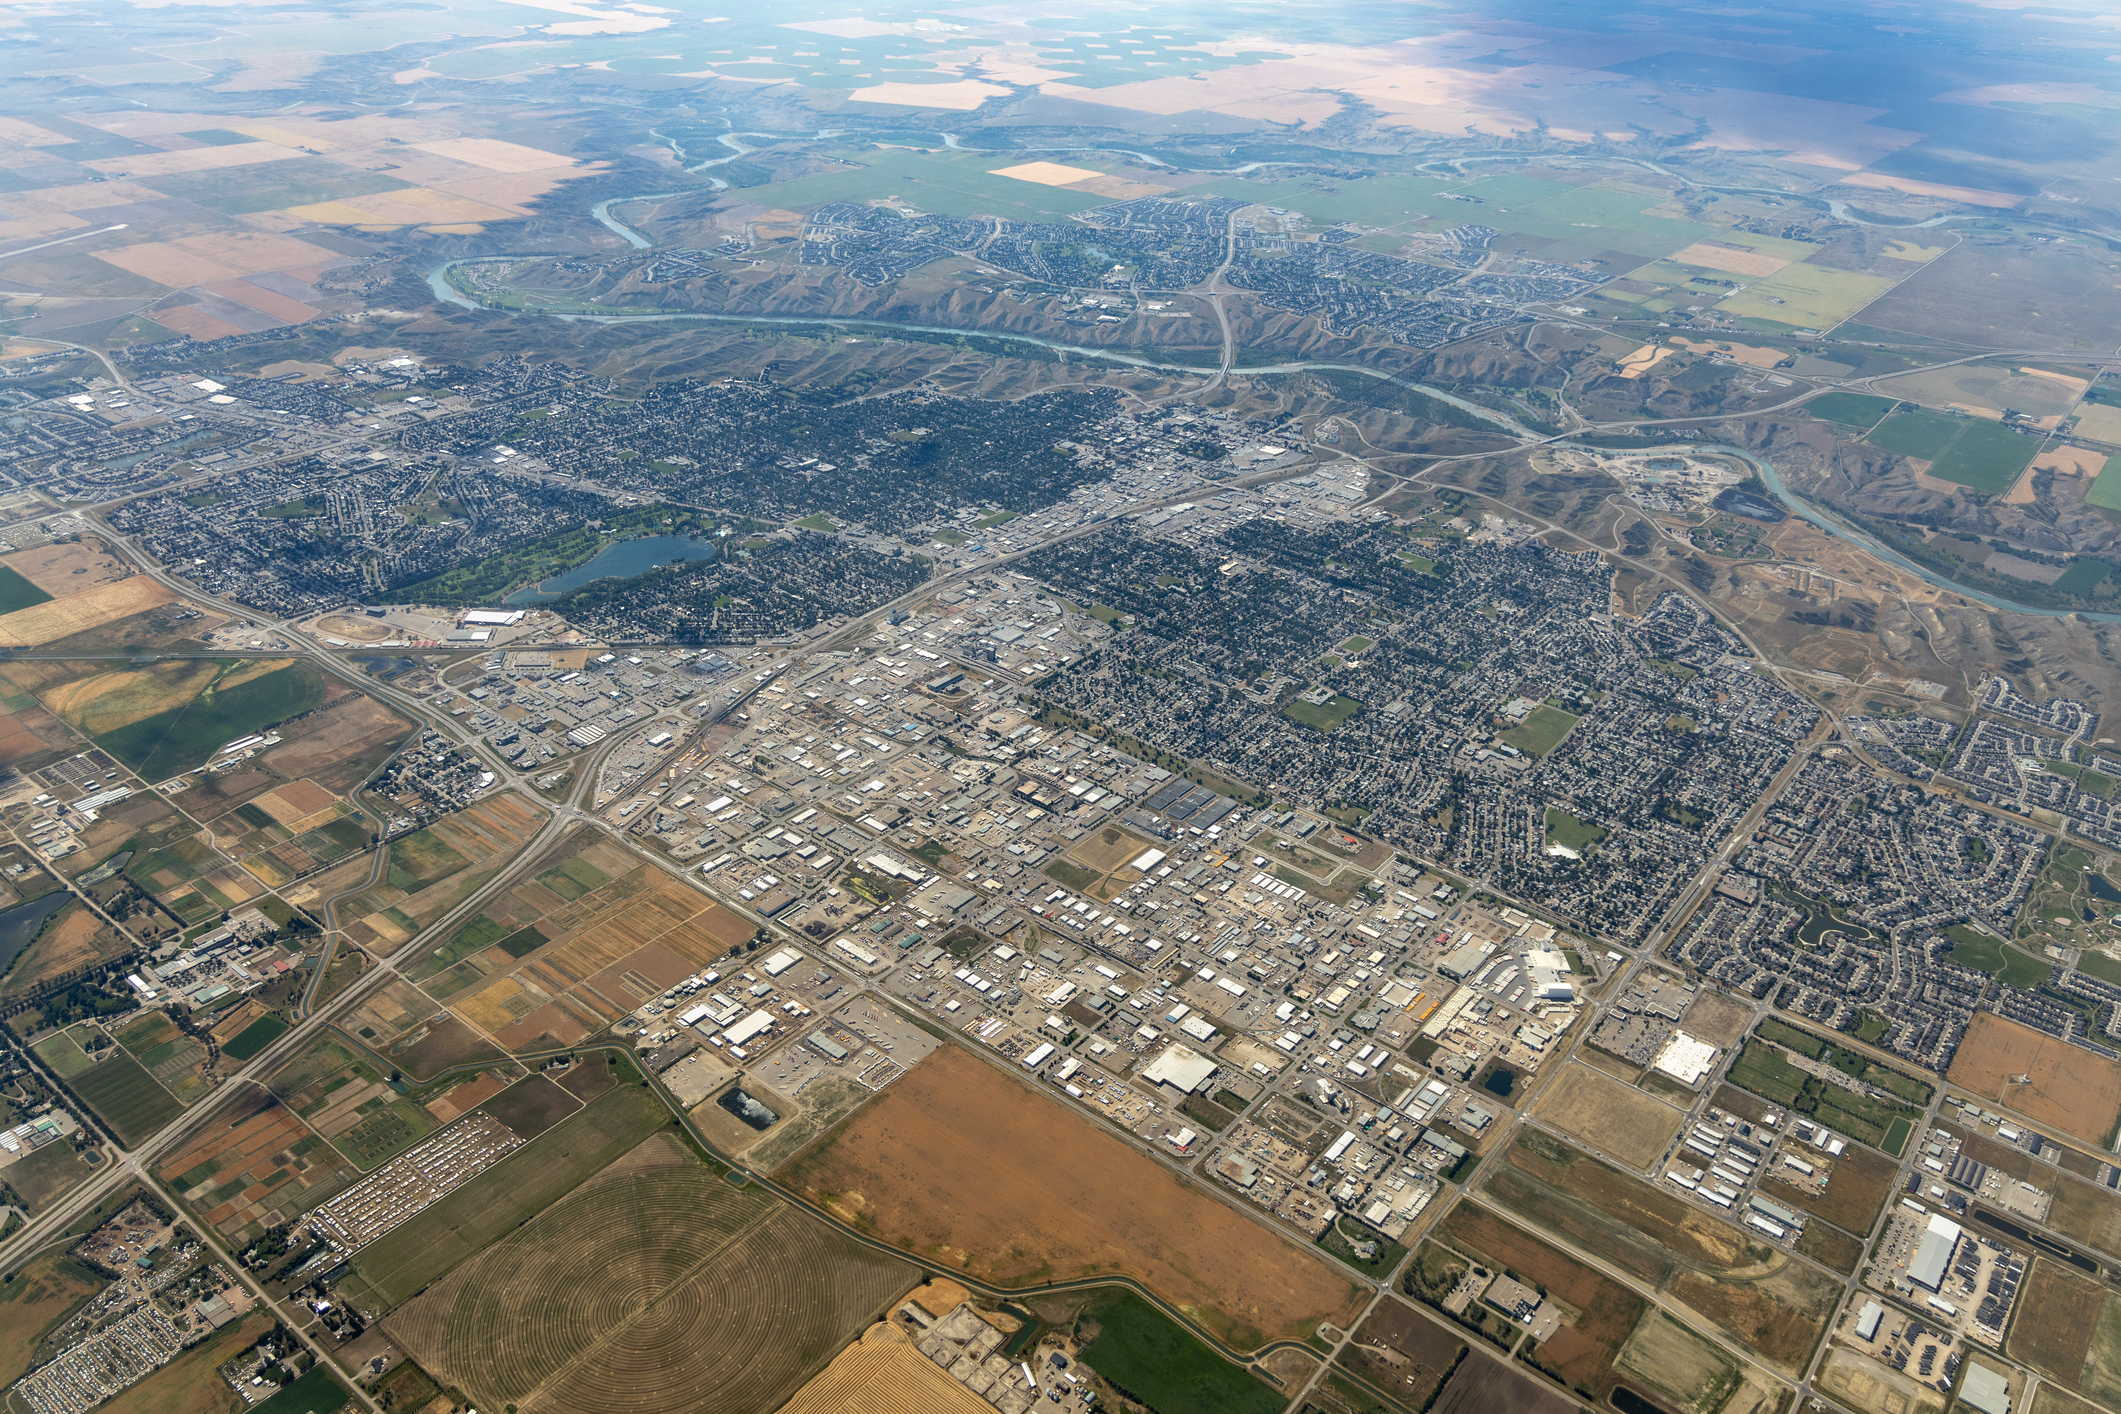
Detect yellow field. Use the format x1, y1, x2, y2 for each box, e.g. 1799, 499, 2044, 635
0, 577, 175, 647
1714, 263, 1900, 330
41, 658, 295, 735
776, 1322, 992, 1414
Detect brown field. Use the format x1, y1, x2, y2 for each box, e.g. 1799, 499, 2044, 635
99, 1312, 272, 1414
1669, 243, 1792, 277
1, 540, 131, 594
250, 778, 335, 825
426, 1071, 512, 1122
2046, 1168, 2121, 1259
1436, 1203, 1645, 1401
264, 691, 410, 791
1429, 1349, 1574, 1414
1488, 1130, 1836, 1375
2010, 1260, 2103, 1394
1679, 991, 1753, 1048
387, 1133, 915, 1414
2035, 1383, 2109, 1414
41, 657, 288, 736
1817, 1347, 1945, 1414
0, 1250, 102, 1385
337, 794, 548, 948
1757, 1140, 1897, 1236
450, 863, 751, 1052
7, 898, 129, 994
783, 1046, 1366, 1349
775, 1321, 992, 1414
1950, 1012, 2121, 1146
1339, 1299, 1464, 1411
0, 577, 176, 648
1528, 1064, 1684, 1172
94, 230, 337, 286
158, 1092, 355, 1243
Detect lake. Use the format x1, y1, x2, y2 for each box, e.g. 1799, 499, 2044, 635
505, 535, 717, 605
0, 891, 72, 976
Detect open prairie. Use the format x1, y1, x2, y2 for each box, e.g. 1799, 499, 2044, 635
781, 1045, 1366, 1349
386, 1132, 914, 1414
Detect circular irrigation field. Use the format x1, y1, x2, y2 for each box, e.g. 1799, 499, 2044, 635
386, 1136, 915, 1414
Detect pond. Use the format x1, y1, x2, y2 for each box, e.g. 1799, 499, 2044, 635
717, 1087, 779, 1131
504, 534, 717, 605
0, 892, 72, 975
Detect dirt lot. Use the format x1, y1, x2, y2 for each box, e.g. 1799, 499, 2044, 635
1339, 1299, 1463, 1410
2010, 1259, 2103, 1395
1428, 1348, 1574, 1414
1950, 1012, 2121, 1147
1528, 1064, 1684, 1173
781, 1045, 1366, 1350
1679, 991, 1753, 1048
263, 693, 411, 793
1757, 1140, 1897, 1236
1435, 1203, 1646, 1401
1, 539, 132, 594
0, 577, 176, 648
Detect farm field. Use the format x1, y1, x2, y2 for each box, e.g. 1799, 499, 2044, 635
269, 1031, 439, 1171
1615, 1312, 1771, 1414
1484, 1130, 1838, 1376
5, 896, 132, 994
0, 1250, 103, 1386
0, 576, 176, 649
325, 792, 550, 955
2010, 1259, 2121, 1407
158, 1091, 356, 1244
1427, 1352, 1575, 1414
69, 1051, 182, 1147
1074, 1289, 1283, 1414
781, 1045, 1366, 1349
1714, 262, 1898, 331
1950, 1011, 2121, 1146
112, 1010, 212, 1105
92, 660, 324, 780
1807, 392, 1899, 431
1432, 1203, 1646, 1404
775, 1319, 990, 1414
343, 1079, 668, 1310
429, 851, 754, 1053
1528, 1064, 1684, 1173
386, 1131, 915, 1414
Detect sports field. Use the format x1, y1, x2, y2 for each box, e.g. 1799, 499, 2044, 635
1529, 1064, 1684, 1172
782, 1045, 1366, 1349
1281, 693, 1363, 732
386, 1132, 915, 1414
1950, 1011, 2121, 1146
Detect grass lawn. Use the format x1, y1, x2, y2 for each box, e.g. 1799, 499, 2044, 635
793, 513, 838, 531
0, 564, 52, 615
1500, 704, 1578, 757
1807, 392, 1898, 431
1397, 551, 1437, 572
1944, 924, 2053, 989
1282, 694, 1365, 732
1545, 807, 1606, 855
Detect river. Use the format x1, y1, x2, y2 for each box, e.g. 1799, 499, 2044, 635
504, 534, 718, 605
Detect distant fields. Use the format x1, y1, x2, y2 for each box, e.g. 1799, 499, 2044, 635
1866, 410, 2041, 493
68, 1052, 182, 1146
739, 149, 1111, 221
93, 661, 324, 780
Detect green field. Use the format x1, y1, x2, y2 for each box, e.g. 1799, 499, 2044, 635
1282, 694, 1364, 732
249, 1365, 351, 1414
1714, 263, 1898, 331
1545, 807, 1606, 855
1491, 183, 1726, 258
1945, 924, 2054, 989
1076, 1289, 1283, 1414
0, 564, 52, 615
93, 662, 324, 780
1807, 392, 1899, 431
2053, 559, 2114, 597
1191, 174, 1463, 228
2085, 457, 2121, 511
1867, 408, 1966, 460
1929, 420, 2041, 494
1726, 1040, 1920, 1153
223, 1016, 288, 1062
385, 828, 471, 893
32, 1028, 96, 1079
151, 159, 414, 216
343, 1082, 669, 1310
1501, 705, 1579, 757
736, 148, 1115, 221
70, 1053, 182, 1146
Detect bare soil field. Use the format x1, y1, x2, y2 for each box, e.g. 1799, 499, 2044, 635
1339, 1298, 1463, 1410
1817, 1347, 1944, 1414
2044, 1169, 2121, 1260
387, 1133, 915, 1414
2, 539, 132, 594
263, 692, 411, 792
1529, 1064, 1684, 1172
0, 576, 175, 647
1435, 1203, 1644, 1402
1679, 991, 1753, 1048
782, 1045, 1366, 1349
1428, 1349, 1574, 1414
1757, 1140, 1897, 1236
2011, 1260, 2104, 1395
251, 778, 336, 824
1950, 1012, 2121, 1146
